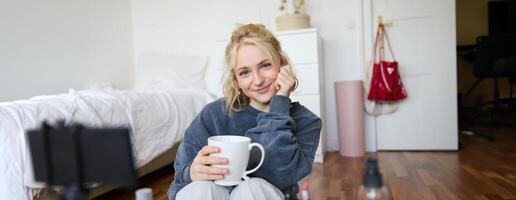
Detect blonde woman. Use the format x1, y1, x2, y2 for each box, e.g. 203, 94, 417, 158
168, 24, 321, 200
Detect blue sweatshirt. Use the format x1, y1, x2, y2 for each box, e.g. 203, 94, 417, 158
167, 95, 322, 200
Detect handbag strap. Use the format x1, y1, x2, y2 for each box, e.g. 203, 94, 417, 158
372, 26, 381, 64
381, 25, 396, 61
372, 25, 396, 63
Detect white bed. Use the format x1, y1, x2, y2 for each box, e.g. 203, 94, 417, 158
0, 87, 214, 199
0, 52, 224, 199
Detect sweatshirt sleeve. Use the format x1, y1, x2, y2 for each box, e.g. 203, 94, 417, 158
168, 110, 211, 200
244, 95, 322, 189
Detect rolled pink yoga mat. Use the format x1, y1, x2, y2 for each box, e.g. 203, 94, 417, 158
334, 80, 365, 157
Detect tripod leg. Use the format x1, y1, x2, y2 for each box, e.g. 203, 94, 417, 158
59, 184, 89, 200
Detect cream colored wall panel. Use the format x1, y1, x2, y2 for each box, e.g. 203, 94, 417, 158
276, 29, 318, 64
292, 64, 320, 95
290, 94, 321, 117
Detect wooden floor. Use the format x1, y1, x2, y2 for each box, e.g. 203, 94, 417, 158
100, 126, 516, 200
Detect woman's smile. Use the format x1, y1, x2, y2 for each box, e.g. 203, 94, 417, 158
254, 84, 272, 94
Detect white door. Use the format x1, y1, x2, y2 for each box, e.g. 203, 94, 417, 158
363, 0, 458, 150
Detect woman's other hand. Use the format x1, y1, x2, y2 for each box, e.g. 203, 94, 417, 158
275, 65, 296, 97
189, 146, 229, 181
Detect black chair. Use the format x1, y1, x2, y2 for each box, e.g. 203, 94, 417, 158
494, 56, 516, 100
467, 35, 516, 98
463, 34, 516, 140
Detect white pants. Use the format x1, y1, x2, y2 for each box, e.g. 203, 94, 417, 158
176, 178, 284, 200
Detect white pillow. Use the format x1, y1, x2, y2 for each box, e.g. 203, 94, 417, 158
204, 53, 226, 98
204, 40, 230, 97
135, 52, 207, 90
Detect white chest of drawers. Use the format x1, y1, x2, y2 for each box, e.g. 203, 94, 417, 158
275, 28, 326, 163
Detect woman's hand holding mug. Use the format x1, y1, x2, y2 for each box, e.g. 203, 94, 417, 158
189, 146, 229, 181
208, 136, 265, 186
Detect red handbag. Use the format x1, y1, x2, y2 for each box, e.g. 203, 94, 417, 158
367, 25, 408, 101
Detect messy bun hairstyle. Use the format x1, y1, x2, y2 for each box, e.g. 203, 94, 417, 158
222, 24, 297, 114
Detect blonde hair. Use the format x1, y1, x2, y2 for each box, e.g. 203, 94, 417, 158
222, 23, 298, 114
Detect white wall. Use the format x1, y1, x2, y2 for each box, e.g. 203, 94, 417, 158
0, 0, 359, 151
131, 0, 361, 152
0, 0, 134, 102
131, 0, 265, 56
309, 1, 360, 152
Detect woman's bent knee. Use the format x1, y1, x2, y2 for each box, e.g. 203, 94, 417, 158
230, 178, 284, 200
176, 181, 230, 200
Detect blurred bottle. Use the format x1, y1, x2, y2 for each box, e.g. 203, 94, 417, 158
301, 183, 309, 200
135, 188, 153, 200
357, 157, 391, 200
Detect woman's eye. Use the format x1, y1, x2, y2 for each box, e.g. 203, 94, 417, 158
239, 70, 250, 77
261, 63, 271, 69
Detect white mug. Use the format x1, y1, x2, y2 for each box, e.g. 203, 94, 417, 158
208, 135, 265, 186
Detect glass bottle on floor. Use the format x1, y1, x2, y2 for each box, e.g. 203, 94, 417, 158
357, 157, 392, 200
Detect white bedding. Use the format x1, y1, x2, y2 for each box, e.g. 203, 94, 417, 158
0, 88, 214, 200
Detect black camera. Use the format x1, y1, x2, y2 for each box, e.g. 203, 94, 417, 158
27, 121, 137, 200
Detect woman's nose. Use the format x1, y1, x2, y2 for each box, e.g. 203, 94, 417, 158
252, 72, 265, 86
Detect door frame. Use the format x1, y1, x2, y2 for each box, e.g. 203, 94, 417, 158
357, 0, 378, 152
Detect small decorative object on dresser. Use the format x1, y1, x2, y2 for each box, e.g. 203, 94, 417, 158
276, 0, 310, 31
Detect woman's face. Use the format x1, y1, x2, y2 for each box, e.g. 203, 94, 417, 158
234, 45, 280, 108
